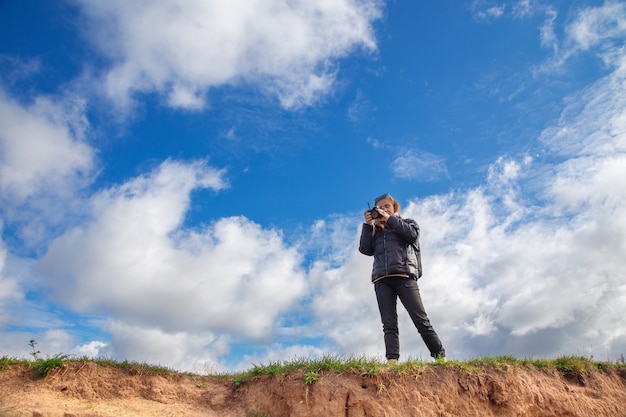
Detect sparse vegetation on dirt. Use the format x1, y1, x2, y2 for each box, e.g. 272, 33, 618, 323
1, 352, 626, 416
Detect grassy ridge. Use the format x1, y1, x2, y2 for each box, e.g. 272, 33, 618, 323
1, 353, 625, 386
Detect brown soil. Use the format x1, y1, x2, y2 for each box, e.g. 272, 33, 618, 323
1, 361, 626, 417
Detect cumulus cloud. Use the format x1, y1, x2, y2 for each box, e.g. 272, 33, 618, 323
397, 48, 626, 360
2, 0, 625, 372
0, 90, 95, 203
98, 321, 224, 373
305, 3, 626, 362
308, 253, 384, 358
74, 0, 382, 109
35, 159, 308, 368
0, 89, 97, 248
230, 46, 626, 362
0, 87, 99, 355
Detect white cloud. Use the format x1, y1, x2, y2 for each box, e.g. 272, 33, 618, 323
347, 90, 377, 123
74, 0, 382, 109
100, 321, 224, 373
234, 343, 327, 371
539, 6, 559, 53
566, 1, 626, 53
166, 84, 207, 110
511, 0, 534, 19
72, 340, 108, 358
471, 0, 505, 21
0, 233, 23, 328
397, 43, 626, 359
34, 159, 308, 369
0, 89, 97, 247
391, 150, 448, 182
4, 0, 626, 372
308, 247, 382, 358
0, 90, 95, 203
40, 329, 76, 356
537, 1, 626, 72
289, 53, 626, 359
305, 14, 626, 361
0, 55, 41, 83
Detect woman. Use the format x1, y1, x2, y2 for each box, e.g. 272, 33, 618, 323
359, 193, 445, 363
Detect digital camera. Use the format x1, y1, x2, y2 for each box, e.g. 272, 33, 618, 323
368, 205, 384, 219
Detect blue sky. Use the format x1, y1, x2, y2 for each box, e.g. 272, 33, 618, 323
1, 0, 625, 372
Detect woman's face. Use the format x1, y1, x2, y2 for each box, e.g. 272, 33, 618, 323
376, 198, 395, 215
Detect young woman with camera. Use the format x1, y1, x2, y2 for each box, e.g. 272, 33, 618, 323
359, 193, 445, 364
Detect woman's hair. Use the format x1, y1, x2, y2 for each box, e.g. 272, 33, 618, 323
375, 193, 400, 213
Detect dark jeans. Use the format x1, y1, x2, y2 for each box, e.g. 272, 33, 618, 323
375, 276, 445, 360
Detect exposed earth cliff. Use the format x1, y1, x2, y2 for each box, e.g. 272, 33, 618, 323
1, 360, 626, 416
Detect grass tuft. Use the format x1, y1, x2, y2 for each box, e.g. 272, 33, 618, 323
35, 353, 72, 377
552, 356, 588, 373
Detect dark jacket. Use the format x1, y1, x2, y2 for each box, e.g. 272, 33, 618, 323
359, 215, 422, 282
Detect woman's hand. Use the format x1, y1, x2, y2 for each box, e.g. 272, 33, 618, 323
375, 207, 391, 221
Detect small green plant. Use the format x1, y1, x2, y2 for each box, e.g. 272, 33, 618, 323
36, 353, 71, 377
28, 340, 41, 360
27, 340, 72, 377
233, 374, 245, 387
303, 370, 319, 385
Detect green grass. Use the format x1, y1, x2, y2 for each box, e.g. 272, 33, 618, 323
0, 354, 182, 378
232, 354, 385, 386
1, 353, 624, 385
90, 357, 179, 375
35, 353, 72, 377
1, 353, 71, 377
224, 354, 626, 387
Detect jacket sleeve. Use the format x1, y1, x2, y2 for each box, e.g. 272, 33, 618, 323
385, 216, 419, 244
359, 223, 375, 256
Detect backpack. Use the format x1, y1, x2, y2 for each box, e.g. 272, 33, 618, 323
411, 241, 423, 279
406, 219, 423, 279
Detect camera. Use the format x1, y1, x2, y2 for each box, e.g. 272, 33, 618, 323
368, 206, 384, 219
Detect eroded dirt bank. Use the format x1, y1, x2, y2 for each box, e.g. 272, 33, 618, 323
1, 361, 626, 416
